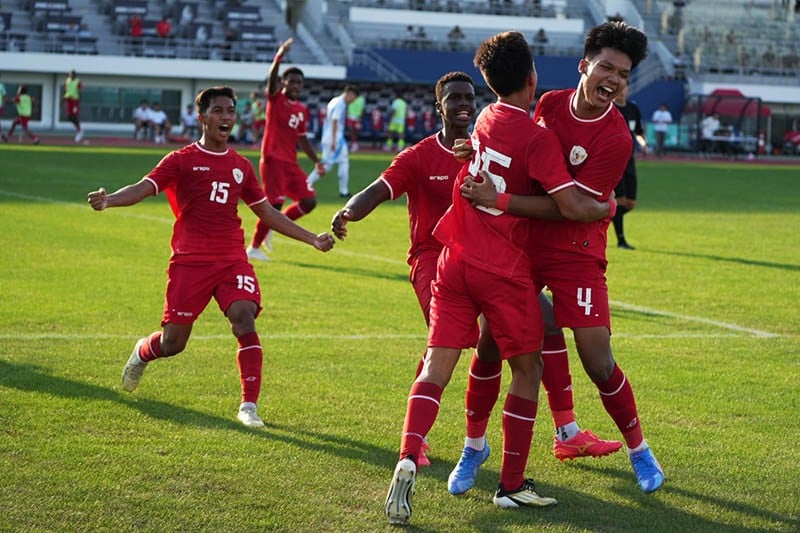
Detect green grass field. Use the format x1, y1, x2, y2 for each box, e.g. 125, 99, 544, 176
1, 145, 798, 532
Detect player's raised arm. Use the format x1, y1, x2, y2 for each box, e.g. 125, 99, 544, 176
250, 200, 333, 251
330, 179, 391, 240
87, 179, 155, 211
266, 38, 293, 96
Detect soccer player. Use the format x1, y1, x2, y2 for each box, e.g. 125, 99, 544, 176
458, 20, 665, 495
64, 70, 83, 143
6, 85, 40, 145
332, 72, 618, 474
307, 85, 359, 198
383, 90, 408, 152
247, 38, 326, 262
612, 85, 648, 249
87, 86, 334, 428
383, 32, 613, 526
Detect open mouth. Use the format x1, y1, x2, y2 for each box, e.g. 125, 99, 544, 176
218, 123, 232, 135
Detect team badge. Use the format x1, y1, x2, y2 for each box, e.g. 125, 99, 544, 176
569, 145, 588, 166
232, 168, 244, 184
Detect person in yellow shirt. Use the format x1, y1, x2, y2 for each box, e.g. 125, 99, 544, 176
5, 85, 40, 144
64, 70, 84, 142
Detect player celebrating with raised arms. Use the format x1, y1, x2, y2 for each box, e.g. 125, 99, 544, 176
87, 86, 334, 428
247, 37, 326, 261
459, 20, 665, 494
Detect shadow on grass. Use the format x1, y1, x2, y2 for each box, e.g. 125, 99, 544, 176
644, 248, 800, 272
3, 360, 796, 531
278, 259, 409, 283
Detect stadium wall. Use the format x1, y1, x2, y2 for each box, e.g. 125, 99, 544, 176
0, 52, 346, 133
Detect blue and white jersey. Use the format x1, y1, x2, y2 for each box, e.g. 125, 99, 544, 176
321, 94, 348, 147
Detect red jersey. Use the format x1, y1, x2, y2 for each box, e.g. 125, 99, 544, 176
146, 143, 266, 263
370, 107, 384, 132
406, 109, 417, 132
259, 90, 309, 164
422, 108, 436, 133
434, 102, 574, 278
531, 89, 632, 259
379, 132, 463, 264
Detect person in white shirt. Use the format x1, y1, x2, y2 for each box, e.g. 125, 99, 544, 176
180, 103, 199, 140
307, 85, 359, 198
700, 112, 720, 156
149, 102, 171, 144
650, 102, 672, 157
133, 100, 152, 140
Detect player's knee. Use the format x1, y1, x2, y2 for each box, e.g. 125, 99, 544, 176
300, 197, 317, 213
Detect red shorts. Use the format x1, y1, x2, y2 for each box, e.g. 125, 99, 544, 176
13, 116, 30, 128
259, 156, 315, 205
409, 248, 441, 326
532, 253, 611, 330
429, 247, 542, 359
65, 98, 80, 117
346, 118, 362, 131
162, 260, 262, 326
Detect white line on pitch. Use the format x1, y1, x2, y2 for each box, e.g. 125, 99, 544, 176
2, 190, 780, 338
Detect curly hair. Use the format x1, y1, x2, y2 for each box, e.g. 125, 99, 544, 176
435, 71, 474, 104
473, 31, 532, 97
584, 21, 648, 69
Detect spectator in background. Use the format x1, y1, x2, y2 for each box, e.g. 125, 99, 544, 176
421, 105, 436, 136
448, 24, 465, 51
672, 51, 687, 80
133, 99, 152, 140
650, 102, 672, 157
63, 69, 83, 143
250, 90, 266, 140
149, 102, 170, 144
180, 103, 199, 140
156, 17, 172, 38
384, 90, 408, 152
370, 105, 385, 148
237, 101, 255, 144
533, 28, 548, 56
5, 85, 40, 145
346, 90, 365, 152
129, 14, 143, 56
700, 112, 721, 156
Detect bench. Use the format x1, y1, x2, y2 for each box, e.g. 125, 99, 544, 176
226, 6, 260, 23
238, 24, 274, 42
113, 0, 147, 17
55, 33, 98, 54
39, 14, 81, 32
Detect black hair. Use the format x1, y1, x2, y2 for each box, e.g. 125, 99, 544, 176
195, 86, 237, 114
474, 31, 532, 97
344, 84, 359, 96
435, 71, 474, 104
584, 21, 648, 69
281, 67, 304, 80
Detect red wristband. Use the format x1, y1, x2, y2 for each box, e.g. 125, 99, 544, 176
274, 55, 282, 64
495, 193, 511, 212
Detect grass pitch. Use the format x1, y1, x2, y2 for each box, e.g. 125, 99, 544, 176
0, 144, 798, 532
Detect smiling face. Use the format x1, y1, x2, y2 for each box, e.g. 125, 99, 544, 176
575, 47, 633, 118
199, 95, 236, 151
437, 80, 476, 131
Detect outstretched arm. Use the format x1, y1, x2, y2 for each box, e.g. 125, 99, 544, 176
250, 200, 334, 252
297, 135, 325, 175
266, 38, 292, 96
330, 179, 391, 240
87, 179, 155, 211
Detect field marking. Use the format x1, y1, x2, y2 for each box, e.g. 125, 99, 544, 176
1, 189, 783, 339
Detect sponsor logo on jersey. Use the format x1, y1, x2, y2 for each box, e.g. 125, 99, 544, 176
193, 166, 211, 171
429, 175, 449, 181
232, 168, 244, 184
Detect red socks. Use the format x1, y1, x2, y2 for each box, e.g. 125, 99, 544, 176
236, 331, 263, 405
595, 363, 643, 449
465, 354, 502, 439
540, 333, 576, 428
137, 332, 163, 362
282, 201, 306, 221
500, 394, 538, 490
400, 381, 442, 463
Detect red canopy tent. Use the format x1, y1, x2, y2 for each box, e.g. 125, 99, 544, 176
701, 89, 771, 118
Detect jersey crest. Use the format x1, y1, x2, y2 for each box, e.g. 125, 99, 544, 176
232, 168, 244, 184
569, 145, 588, 166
